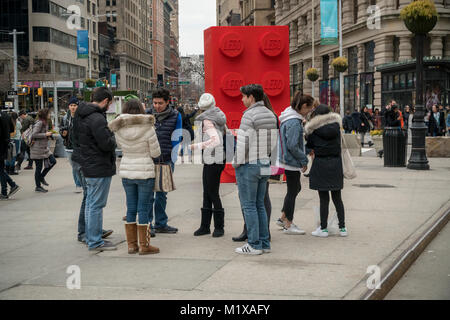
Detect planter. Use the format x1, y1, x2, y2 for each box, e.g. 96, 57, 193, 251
332, 57, 348, 73
306, 68, 319, 82
426, 137, 450, 158
400, 0, 438, 35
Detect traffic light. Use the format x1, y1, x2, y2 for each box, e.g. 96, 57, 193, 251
48, 97, 53, 103
38, 88, 43, 96
18, 85, 30, 95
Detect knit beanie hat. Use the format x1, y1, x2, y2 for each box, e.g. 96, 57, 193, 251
68, 97, 79, 105
198, 93, 215, 110
124, 94, 139, 102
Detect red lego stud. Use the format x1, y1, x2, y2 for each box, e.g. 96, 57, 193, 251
259, 31, 284, 57
221, 72, 245, 97
262, 71, 285, 97
220, 32, 244, 58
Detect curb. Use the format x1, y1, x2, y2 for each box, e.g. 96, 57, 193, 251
344, 199, 450, 300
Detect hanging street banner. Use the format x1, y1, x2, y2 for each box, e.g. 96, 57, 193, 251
320, 0, 338, 45
111, 74, 117, 88
77, 30, 89, 59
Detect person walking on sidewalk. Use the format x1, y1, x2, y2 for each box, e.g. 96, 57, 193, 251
145, 88, 182, 237
16, 110, 35, 170
275, 93, 315, 235
232, 93, 277, 242
31, 108, 57, 193
359, 106, 374, 147
190, 93, 227, 238
109, 99, 161, 255
5, 112, 20, 175
74, 87, 117, 251
305, 104, 347, 238
0, 111, 20, 200
232, 84, 277, 255
60, 97, 82, 193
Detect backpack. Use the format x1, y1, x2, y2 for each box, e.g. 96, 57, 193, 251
22, 124, 35, 147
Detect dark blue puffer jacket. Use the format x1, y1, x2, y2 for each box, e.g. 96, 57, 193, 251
147, 107, 181, 164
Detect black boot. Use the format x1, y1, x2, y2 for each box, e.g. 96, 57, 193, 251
194, 208, 212, 236
212, 208, 224, 238
232, 224, 248, 242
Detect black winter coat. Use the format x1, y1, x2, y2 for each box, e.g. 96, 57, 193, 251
385, 110, 401, 127
305, 113, 343, 191
428, 112, 446, 136
72, 102, 116, 178
359, 112, 373, 133
0, 112, 13, 160
343, 115, 354, 132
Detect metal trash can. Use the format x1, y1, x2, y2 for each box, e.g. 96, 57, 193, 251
383, 127, 407, 167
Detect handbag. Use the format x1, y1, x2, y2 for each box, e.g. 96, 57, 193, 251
270, 119, 285, 176
154, 163, 176, 192
341, 133, 357, 179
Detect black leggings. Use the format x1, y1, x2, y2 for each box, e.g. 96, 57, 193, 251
34, 155, 56, 188
202, 163, 225, 209
282, 170, 301, 222
318, 190, 345, 230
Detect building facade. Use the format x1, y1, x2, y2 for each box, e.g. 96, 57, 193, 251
276, 0, 450, 113
217, 0, 241, 26
98, 0, 153, 96
0, 0, 99, 108
240, 0, 276, 26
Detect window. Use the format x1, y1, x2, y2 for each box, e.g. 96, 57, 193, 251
92, 3, 96, 16
365, 41, 375, 72
348, 46, 358, 74
33, 27, 50, 42
106, 0, 110, 5
113, 0, 116, 5
112, 11, 117, 22
106, 11, 110, 22
353, 0, 358, 23
87, 1, 90, 14
93, 22, 96, 34
32, 0, 49, 13
93, 39, 97, 51
393, 37, 400, 62
322, 55, 329, 79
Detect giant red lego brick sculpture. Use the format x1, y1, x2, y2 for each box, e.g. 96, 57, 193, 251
204, 26, 290, 183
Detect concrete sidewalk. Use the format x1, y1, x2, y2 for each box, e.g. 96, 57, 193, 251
0, 156, 449, 299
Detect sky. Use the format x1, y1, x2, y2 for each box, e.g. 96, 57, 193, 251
179, 0, 216, 56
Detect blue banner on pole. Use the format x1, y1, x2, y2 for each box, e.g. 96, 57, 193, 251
320, 0, 338, 45
77, 30, 89, 59
111, 74, 117, 87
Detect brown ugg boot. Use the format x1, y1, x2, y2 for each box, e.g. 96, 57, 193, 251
137, 224, 160, 255
125, 222, 139, 254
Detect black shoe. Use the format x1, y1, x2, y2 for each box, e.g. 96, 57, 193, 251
232, 226, 248, 242
303, 173, 310, 177
212, 208, 225, 238
40, 178, 49, 186
368, 141, 374, 147
8, 185, 20, 197
378, 150, 384, 158
0, 194, 8, 201
102, 229, 113, 239
154, 225, 178, 233
24, 165, 33, 170
35, 186, 48, 193
194, 208, 212, 236
77, 234, 86, 243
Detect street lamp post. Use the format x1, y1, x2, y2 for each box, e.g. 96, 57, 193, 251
407, 33, 429, 170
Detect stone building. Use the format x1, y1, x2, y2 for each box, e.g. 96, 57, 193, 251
240, 0, 276, 26
217, 0, 241, 26
275, 0, 450, 112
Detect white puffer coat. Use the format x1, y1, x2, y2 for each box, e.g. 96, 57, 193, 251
109, 114, 161, 180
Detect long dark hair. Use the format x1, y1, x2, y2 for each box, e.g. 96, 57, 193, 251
291, 92, 315, 112
262, 93, 277, 118
37, 108, 49, 123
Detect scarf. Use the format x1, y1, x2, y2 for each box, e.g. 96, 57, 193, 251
154, 106, 173, 122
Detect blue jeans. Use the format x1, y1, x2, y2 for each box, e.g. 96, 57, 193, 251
149, 162, 174, 228
67, 151, 82, 188
122, 178, 155, 224
5, 139, 21, 168
77, 167, 87, 237
85, 177, 112, 249
235, 160, 271, 250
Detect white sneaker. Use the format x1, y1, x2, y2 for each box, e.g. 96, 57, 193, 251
339, 228, 348, 237
235, 243, 263, 255
283, 224, 306, 235
75, 186, 82, 193
311, 227, 329, 238
276, 218, 285, 228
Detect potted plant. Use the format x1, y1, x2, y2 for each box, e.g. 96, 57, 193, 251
332, 57, 348, 73
400, 0, 438, 35
85, 78, 96, 88
306, 67, 319, 82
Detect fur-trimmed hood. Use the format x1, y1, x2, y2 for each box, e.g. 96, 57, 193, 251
109, 114, 155, 132
304, 112, 342, 136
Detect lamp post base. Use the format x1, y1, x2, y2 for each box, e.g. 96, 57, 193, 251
407, 121, 429, 170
